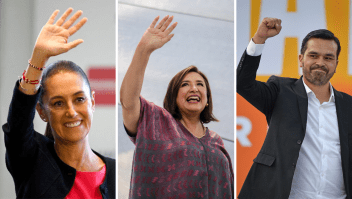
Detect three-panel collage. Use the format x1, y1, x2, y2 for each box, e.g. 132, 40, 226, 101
0, 0, 350, 199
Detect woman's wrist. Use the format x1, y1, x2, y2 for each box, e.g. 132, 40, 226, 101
136, 42, 154, 56
18, 54, 46, 95
30, 48, 50, 68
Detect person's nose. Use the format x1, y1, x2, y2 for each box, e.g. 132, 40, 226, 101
190, 83, 198, 92
65, 102, 78, 118
316, 56, 325, 66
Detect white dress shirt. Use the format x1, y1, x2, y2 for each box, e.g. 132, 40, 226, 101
246, 40, 346, 199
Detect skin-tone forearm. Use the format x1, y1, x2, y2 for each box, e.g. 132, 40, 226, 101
19, 51, 48, 95
120, 44, 152, 110
120, 15, 177, 134
19, 8, 87, 95
252, 34, 267, 44
120, 45, 152, 133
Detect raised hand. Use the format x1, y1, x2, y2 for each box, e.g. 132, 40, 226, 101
138, 15, 178, 53
253, 17, 282, 44
32, 8, 87, 60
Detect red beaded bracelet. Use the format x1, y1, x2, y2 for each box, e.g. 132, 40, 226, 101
28, 59, 45, 71
18, 76, 41, 91
21, 70, 41, 84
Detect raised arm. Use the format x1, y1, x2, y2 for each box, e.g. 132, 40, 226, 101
21, 8, 87, 95
237, 18, 282, 115
252, 17, 282, 44
120, 16, 177, 135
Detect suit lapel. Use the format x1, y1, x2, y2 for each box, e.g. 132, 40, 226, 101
292, 77, 308, 133
334, 89, 350, 197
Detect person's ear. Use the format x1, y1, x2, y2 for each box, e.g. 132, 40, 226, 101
36, 103, 48, 122
91, 91, 95, 112
299, 54, 304, 68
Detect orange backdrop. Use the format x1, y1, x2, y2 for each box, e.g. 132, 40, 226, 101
237, 0, 352, 195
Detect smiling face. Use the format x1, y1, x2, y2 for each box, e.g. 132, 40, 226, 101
37, 71, 95, 144
176, 72, 207, 118
299, 38, 338, 86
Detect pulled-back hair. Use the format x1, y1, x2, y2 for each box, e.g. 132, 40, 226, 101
38, 60, 91, 139
301, 29, 341, 59
163, 65, 218, 123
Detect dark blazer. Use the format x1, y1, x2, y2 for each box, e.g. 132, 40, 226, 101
2, 81, 116, 198
237, 51, 352, 199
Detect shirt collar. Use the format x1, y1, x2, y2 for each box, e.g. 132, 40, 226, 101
302, 78, 335, 102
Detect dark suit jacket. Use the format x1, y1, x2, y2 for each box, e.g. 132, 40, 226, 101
237, 51, 352, 199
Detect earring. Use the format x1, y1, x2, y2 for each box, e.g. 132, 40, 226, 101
206, 103, 209, 107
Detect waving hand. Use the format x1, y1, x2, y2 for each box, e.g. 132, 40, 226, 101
120, 15, 177, 134
139, 15, 178, 53
22, 8, 87, 95
33, 8, 87, 59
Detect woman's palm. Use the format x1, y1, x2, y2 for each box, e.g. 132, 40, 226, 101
139, 15, 177, 53
34, 8, 87, 59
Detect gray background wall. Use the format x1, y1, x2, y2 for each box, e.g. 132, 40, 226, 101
118, 0, 234, 198
0, 1, 115, 198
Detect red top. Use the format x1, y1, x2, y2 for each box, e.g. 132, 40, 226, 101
65, 165, 106, 199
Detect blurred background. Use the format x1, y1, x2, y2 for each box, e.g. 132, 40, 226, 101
0, 1, 115, 198
118, 0, 234, 198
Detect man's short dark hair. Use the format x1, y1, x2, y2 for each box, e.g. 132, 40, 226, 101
300, 29, 341, 60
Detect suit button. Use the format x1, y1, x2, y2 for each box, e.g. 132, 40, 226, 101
297, 140, 302, 145
292, 162, 296, 168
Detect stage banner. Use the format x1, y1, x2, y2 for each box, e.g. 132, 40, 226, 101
237, 0, 351, 194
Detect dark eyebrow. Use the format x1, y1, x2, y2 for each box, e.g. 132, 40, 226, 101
181, 80, 205, 83
49, 91, 85, 101
307, 51, 318, 55
324, 53, 335, 57
307, 51, 335, 58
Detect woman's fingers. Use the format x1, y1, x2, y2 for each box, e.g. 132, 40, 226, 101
162, 33, 174, 43
155, 15, 169, 29
149, 16, 160, 28
55, 8, 73, 26
47, 10, 60, 24
65, 39, 84, 50
164, 22, 177, 35
62, 10, 83, 29
68, 17, 88, 36
160, 16, 173, 31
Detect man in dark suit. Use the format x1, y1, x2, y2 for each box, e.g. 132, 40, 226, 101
237, 17, 352, 199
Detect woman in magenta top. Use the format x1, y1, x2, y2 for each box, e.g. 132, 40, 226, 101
3, 8, 115, 198
120, 16, 234, 199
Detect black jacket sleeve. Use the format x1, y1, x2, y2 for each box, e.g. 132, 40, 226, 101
2, 81, 42, 186
237, 50, 280, 119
